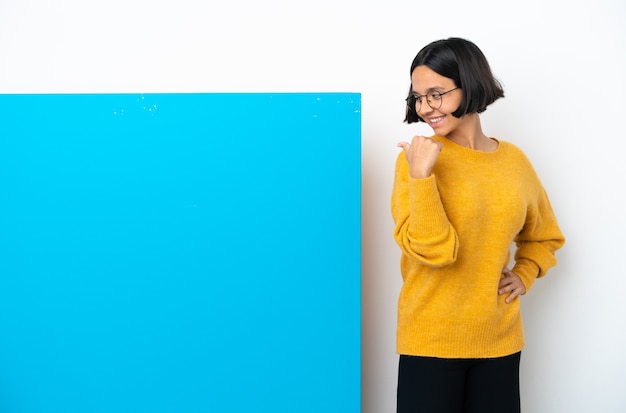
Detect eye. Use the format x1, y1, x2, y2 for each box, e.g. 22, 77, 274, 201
413, 94, 423, 102
429, 92, 443, 100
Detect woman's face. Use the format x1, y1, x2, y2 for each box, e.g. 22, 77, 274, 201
411, 65, 464, 136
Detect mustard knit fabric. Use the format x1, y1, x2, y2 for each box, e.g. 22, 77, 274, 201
391, 136, 565, 359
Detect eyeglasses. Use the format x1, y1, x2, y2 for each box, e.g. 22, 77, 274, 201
405, 87, 460, 112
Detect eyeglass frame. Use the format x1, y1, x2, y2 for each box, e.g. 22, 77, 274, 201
405, 87, 460, 112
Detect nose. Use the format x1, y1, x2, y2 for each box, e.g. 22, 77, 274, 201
418, 99, 433, 116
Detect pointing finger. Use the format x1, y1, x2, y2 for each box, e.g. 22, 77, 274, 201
397, 142, 410, 151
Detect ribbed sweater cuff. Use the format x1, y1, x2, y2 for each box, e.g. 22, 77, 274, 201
512, 259, 540, 292
408, 174, 449, 234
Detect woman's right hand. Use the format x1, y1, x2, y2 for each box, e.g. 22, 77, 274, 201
397, 136, 443, 179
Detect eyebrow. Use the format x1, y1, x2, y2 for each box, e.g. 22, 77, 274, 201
411, 86, 446, 95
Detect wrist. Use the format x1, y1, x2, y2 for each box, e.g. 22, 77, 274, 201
410, 167, 431, 179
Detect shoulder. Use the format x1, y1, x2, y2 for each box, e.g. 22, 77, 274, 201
395, 150, 409, 169
497, 140, 542, 182
497, 139, 522, 154
498, 140, 533, 164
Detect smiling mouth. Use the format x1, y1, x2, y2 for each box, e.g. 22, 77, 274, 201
429, 116, 444, 124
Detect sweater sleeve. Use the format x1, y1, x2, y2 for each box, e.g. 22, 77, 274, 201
391, 152, 459, 267
512, 185, 565, 291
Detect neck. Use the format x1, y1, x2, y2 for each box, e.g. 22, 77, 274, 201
445, 114, 495, 151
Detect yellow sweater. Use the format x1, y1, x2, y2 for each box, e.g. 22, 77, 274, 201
391, 136, 565, 358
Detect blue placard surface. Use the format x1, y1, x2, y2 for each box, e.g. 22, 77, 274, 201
0, 93, 361, 413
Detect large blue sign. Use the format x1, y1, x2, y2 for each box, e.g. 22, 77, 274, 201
0, 93, 361, 412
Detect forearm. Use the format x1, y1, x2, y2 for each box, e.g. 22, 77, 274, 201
392, 174, 459, 267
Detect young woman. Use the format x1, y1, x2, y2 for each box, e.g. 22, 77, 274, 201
392, 38, 565, 413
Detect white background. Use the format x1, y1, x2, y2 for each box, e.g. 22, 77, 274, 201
1, 1, 625, 412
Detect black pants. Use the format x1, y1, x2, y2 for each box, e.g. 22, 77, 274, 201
397, 352, 521, 413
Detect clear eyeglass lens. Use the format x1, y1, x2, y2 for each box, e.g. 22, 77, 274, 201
429, 92, 442, 102
409, 92, 444, 112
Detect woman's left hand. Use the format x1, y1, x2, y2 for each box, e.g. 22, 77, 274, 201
499, 267, 526, 304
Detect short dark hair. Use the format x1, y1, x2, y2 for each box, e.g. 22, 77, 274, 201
404, 37, 504, 123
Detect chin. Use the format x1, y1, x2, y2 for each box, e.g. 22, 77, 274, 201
430, 126, 448, 136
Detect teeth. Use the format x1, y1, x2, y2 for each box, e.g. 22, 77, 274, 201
430, 117, 444, 123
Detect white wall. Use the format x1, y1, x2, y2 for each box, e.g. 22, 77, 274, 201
1, 0, 625, 411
